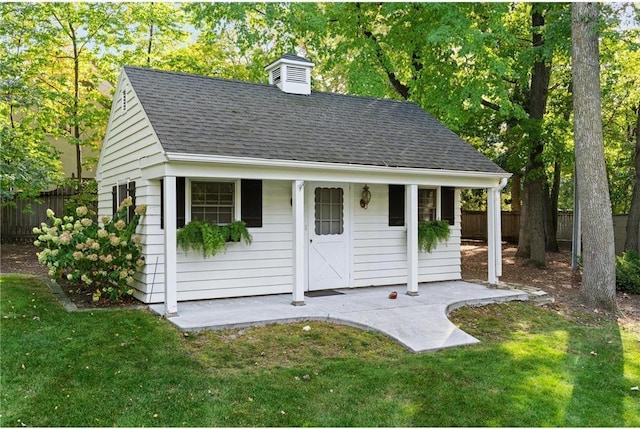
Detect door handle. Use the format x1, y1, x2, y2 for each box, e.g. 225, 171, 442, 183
310, 239, 313, 243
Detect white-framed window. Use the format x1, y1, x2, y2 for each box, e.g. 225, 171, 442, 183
388, 186, 455, 226
314, 187, 344, 235
112, 180, 136, 221
418, 188, 437, 222
188, 180, 238, 225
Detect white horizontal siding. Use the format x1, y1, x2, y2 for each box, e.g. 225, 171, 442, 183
351, 184, 462, 287
351, 184, 405, 286
97, 71, 165, 297
139, 180, 294, 303
418, 188, 462, 283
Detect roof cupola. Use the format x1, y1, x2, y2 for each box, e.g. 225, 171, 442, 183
264, 53, 315, 95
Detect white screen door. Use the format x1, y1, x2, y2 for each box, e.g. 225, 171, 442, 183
308, 183, 350, 290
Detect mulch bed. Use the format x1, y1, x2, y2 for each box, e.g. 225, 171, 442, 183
1, 242, 639, 322
0, 243, 141, 309
461, 241, 640, 324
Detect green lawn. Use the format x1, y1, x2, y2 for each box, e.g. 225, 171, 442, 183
1, 274, 639, 427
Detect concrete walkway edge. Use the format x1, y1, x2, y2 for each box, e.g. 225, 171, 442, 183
149, 281, 529, 353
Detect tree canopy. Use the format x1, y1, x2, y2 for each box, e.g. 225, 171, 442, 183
1, 3, 638, 240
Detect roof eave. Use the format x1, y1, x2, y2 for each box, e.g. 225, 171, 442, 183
165, 152, 510, 181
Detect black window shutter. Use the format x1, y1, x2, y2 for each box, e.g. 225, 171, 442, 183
441, 186, 455, 225
127, 181, 136, 221
241, 179, 262, 228
160, 177, 186, 229
176, 177, 186, 228
388, 185, 405, 226
118, 183, 127, 207
112, 186, 118, 216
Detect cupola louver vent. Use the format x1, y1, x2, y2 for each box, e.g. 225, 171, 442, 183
264, 53, 315, 95
271, 67, 281, 84
286, 66, 307, 83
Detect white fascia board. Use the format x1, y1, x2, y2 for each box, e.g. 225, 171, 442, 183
146, 152, 510, 188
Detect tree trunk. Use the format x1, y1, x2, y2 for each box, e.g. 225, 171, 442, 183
571, 2, 617, 310
511, 174, 522, 212
521, 5, 551, 268
516, 182, 530, 258
70, 24, 82, 181
526, 174, 547, 267
545, 160, 561, 252
624, 104, 640, 253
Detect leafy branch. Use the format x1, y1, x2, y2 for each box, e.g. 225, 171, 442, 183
177, 220, 252, 258
417, 220, 451, 253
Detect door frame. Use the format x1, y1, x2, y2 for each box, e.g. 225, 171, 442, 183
306, 182, 351, 291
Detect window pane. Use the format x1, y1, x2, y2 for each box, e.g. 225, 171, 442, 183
314, 187, 343, 235
418, 189, 436, 222
191, 181, 235, 225
322, 204, 330, 218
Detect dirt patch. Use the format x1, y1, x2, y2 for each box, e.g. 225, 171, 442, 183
461, 241, 640, 323
2, 242, 639, 321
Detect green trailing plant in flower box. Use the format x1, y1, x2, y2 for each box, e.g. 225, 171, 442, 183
417, 220, 450, 253
177, 220, 252, 258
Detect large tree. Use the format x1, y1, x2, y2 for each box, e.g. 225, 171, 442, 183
38, 3, 129, 181
571, 2, 617, 310
0, 3, 64, 204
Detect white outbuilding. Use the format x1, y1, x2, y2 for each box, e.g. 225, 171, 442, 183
96, 54, 509, 316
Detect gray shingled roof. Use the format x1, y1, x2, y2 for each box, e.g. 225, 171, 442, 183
124, 66, 505, 174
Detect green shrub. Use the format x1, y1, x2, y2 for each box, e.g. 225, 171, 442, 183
177, 220, 252, 258
62, 178, 98, 217
417, 220, 451, 253
616, 251, 640, 294
34, 198, 146, 301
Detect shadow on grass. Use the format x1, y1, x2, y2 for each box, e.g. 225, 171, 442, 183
436, 303, 631, 427
565, 316, 625, 426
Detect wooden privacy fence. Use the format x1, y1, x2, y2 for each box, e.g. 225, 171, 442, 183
462, 211, 575, 242
1, 187, 88, 243
462, 211, 629, 255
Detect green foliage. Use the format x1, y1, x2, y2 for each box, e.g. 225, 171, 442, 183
33, 198, 146, 301
417, 220, 451, 253
3, 1, 638, 228
1, 4, 65, 204
0, 124, 64, 205
177, 220, 252, 258
615, 251, 640, 294
62, 178, 98, 217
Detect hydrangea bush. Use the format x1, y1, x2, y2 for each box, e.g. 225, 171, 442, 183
34, 198, 146, 302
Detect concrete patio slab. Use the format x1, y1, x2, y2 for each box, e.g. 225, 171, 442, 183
149, 281, 528, 353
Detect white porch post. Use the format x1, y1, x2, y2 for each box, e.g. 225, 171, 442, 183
406, 184, 419, 296
292, 180, 306, 306
487, 187, 497, 285
487, 179, 507, 285
163, 175, 178, 316
494, 187, 503, 278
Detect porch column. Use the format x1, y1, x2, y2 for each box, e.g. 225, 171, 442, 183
406, 184, 419, 296
494, 187, 503, 278
292, 180, 305, 306
487, 187, 498, 285
164, 176, 178, 316
487, 179, 507, 285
